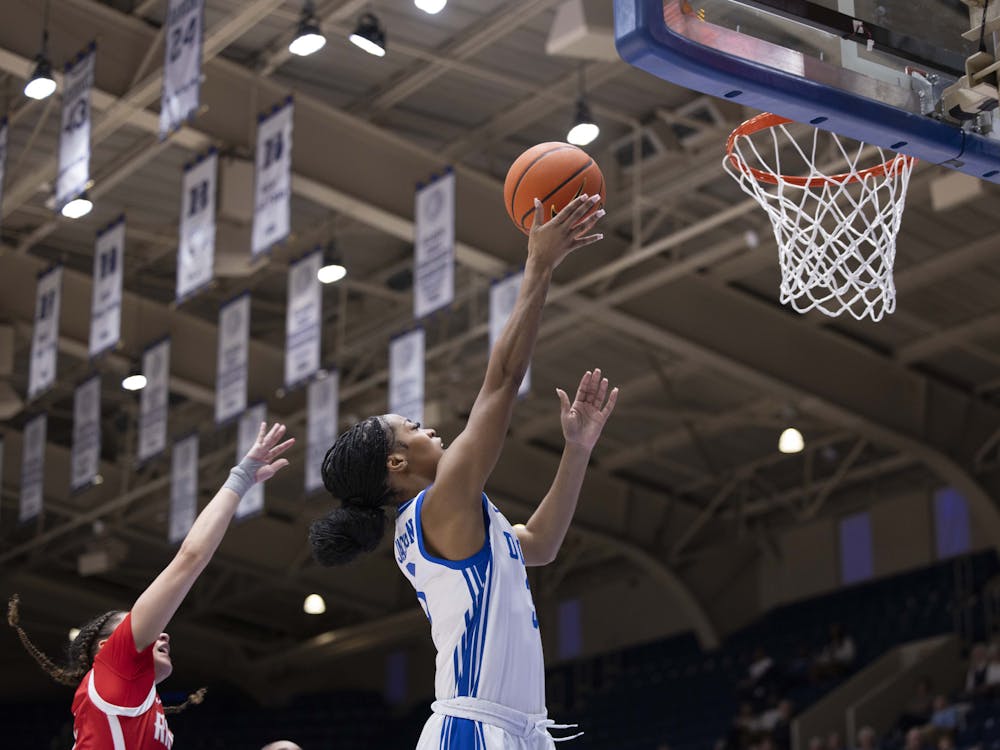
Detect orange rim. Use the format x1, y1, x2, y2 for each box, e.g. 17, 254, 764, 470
726, 112, 917, 188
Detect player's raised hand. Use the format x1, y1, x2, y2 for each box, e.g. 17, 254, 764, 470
557, 368, 619, 451
243, 422, 295, 484
527, 193, 605, 270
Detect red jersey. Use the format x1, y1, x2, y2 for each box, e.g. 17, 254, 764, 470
71, 613, 173, 749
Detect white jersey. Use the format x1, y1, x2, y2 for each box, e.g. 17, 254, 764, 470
394, 489, 547, 719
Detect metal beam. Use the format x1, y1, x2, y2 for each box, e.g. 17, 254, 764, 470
0, 0, 284, 218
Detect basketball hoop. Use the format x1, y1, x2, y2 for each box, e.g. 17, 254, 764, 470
723, 113, 916, 322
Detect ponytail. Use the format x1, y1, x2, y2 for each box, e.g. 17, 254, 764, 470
312, 416, 395, 566
309, 504, 387, 565
7, 594, 121, 686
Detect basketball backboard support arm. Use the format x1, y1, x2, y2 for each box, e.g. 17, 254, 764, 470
614, 0, 1000, 182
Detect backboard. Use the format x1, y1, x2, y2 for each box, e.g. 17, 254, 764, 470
614, 0, 1000, 182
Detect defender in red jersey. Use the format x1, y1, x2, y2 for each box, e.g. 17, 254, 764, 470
9, 422, 294, 749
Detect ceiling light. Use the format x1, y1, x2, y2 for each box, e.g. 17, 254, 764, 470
61, 192, 94, 219
778, 427, 805, 454
349, 13, 386, 57
317, 242, 346, 284
289, 2, 326, 57
122, 369, 147, 391
567, 98, 599, 146
415, 0, 447, 13
303, 593, 326, 615
68, 628, 80, 641
24, 54, 56, 100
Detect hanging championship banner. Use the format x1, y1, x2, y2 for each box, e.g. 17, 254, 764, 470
235, 403, 266, 521
20, 414, 46, 523
28, 266, 63, 401
251, 99, 293, 257
71, 375, 101, 492
285, 250, 321, 389
176, 149, 217, 301
168, 433, 199, 544
56, 44, 95, 211
490, 272, 530, 397
389, 328, 425, 424
306, 372, 338, 494
89, 217, 125, 358
138, 338, 170, 462
159, 0, 203, 138
0, 118, 7, 233
216, 293, 249, 424
414, 170, 455, 319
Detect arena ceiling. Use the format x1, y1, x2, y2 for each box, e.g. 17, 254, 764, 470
2, 0, 1000, 701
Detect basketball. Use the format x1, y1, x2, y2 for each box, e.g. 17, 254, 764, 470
503, 142, 605, 235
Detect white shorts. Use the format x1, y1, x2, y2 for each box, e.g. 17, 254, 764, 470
414, 697, 580, 750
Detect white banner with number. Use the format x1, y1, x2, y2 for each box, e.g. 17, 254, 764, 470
235, 403, 266, 521
20, 414, 46, 523
138, 339, 170, 462
285, 250, 321, 389
89, 218, 125, 358
56, 45, 95, 210
177, 150, 217, 301
251, 101, 293, 256
169, 433, 199, 544
0, 118, 7, 233
71, 375, 101, 492
389, 328, 425, 423
216, 293, 249, 424
28, 266, 63, 401
159, 0, 203, 138
414, 171, 455, 319
490, 272, 530, 397
306, 372, 338, 494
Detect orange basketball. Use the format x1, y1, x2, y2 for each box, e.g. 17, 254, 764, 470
503, 142, 605, 235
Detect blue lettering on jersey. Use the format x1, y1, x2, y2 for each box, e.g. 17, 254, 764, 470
395, 518, 415, 563
503, 531, 524, 563
416, 591, 432, 622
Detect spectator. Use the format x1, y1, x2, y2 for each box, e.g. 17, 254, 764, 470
741, 647, 779, 703
936, 736, 955, 750
964, 643, 989, 698
928, 695, 960, 734
771, 701, 794, 750
855, 726, 878, 750
898, 678, 934, 733
261, 743, 303, 750
985, 644, 1000, 694
813, 624, 856, 679
827, 730, 846, 750
904, 727, 931, 750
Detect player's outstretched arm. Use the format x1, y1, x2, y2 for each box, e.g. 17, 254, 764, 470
130, 422, 294, 650
422, 196, 604, 560
514, 369, 618, 566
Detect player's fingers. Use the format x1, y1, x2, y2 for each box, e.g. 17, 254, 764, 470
257, 421, 268, 442
556, 388, 571, 414
570, 233, 604, 250
564, 194, 600, 228
532, 197, 544, 229
602, 387, 620, 416
553, 193, 591, 226
267, 437, 296, 460
572, 206, 605, 233
575, 370, 592, 402
595, 373, 608, 405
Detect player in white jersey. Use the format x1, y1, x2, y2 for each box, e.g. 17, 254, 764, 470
311, 193, 617, 749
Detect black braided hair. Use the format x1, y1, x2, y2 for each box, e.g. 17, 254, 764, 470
7, 594, 122, 686
310, 416, 396, 566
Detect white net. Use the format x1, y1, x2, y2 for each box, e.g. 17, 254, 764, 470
723, 115, 915, 322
